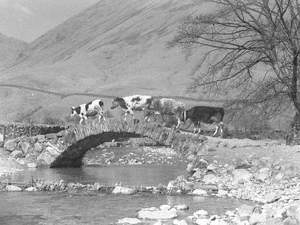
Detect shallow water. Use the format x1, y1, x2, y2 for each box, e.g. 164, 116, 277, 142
0, 192, 247, 225
0, 146, 249, 225
5, 164, 186, 186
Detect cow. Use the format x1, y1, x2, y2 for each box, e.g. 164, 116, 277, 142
110, 95, 153, 121
71, 99, 105, 124
181, 106, 225, 136
147, 97, 185, 128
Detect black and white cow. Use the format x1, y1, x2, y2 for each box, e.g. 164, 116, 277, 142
181, 106, 225, 136
110, 95, 153, 120
71, 99, 104, 124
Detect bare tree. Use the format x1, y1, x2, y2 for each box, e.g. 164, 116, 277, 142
172, 0, 300, 116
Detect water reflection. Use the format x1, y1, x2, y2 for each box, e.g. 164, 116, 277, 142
6, 164, 186, 186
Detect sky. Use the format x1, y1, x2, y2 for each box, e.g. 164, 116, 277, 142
0, 0, 99, 42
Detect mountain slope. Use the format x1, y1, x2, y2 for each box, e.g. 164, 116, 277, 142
0, 33, 27, 68
2, 0, 215, 97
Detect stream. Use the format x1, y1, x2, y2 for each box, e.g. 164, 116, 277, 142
0, 146, 249, 225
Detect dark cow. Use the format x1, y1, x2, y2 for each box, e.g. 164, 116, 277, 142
181, 106, 225, 136
71, 99, 105, 124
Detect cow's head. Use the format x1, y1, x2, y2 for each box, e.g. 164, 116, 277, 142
70, 106, 79, 117
111, 97, 127, 110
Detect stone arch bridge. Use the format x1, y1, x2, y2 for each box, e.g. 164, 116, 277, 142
3, 119, 207, 167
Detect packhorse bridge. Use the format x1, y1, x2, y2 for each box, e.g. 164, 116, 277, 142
2, 119, 207, 167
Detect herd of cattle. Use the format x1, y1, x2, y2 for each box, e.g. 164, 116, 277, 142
70, 95, 225, 136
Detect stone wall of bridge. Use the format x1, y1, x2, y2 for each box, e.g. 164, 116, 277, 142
3, 119, 207, 167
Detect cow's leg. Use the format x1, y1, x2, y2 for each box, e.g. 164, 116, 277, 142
176, 117, 181, 129
196, 121, 201, 134
213, 124, 219, 137
79, 116, 83, 125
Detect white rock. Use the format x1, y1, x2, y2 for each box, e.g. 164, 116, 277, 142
160, 205, 171, 211
117, 217, 141, 224
112, 186, 135, 195
249, 212, 266, 225
174, 204, 189, 210
192, 189, 208, 196
152, 221, 163, 225
195, 218, 210, 225
27, 162, 37, 168
217, 189, 228, 197
25, 187, 37, 192
193, 209, 208, 218
6, 185, 22, 192
173, 219, 188, 225
237, 204, 254, 219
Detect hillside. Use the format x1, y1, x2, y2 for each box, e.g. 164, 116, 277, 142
0, 0, 292, 129
0, 33, 27, 68
1, 0, 216, 95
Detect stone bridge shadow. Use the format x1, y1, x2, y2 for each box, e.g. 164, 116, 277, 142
35, 119, 207, 168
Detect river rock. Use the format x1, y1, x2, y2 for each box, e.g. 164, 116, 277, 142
195, 218, 210, 225
25, 187, 38, 192
174, 204, 189, 210
117, 218, 141, 224
11, 150, 23, 158
160, 205, 171, 211
232, 169, 253, 184
4, 139, 18, 152
192, 189, 208, 196
173, 219, 188, 225
202, 174, 220, 185
210, 219, 228, 225
27, 162, 37, 168
249, 211, 266, 225
286, 204, 300, 222
237, 204, 255, 220
193, 209, 208, 218
112, 186, 136, 195
6, 185, 22, 192
137, 207, 177, 220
